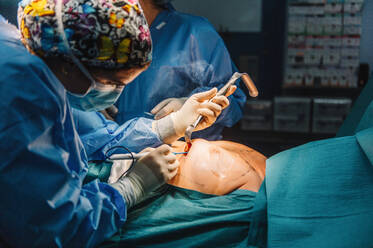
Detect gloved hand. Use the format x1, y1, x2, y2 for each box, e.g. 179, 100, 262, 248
172, 86, 237, 133
152, 86, 236, 143
151, 97, 188, 120
99, 105, 119, 121
110, 145, 179, 208
108, 159, 133, 184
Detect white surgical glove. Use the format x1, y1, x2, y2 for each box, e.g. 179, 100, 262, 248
108, 159, 133, 184
153, 87, 236, 144
151, 97, 188, 120
110, 145, 179, 208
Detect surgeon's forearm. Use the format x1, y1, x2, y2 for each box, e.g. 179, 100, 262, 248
104, 117, 164, 153
78, 114, 164, 160
111, 175, 144, 209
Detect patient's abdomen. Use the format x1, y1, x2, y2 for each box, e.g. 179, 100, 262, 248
169, 139, 266, 195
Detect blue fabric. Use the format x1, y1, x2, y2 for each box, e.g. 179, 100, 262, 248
337, 73, 373, 137
246, 77, 373, 247
67, 83, 124, 112
355, 100, 373, 133
115, 5, 247, 141
72, 109, 163, 161
101, 186, 257, 248
247, 182, 268, 248
0, 20, 126, 248
250, 127, 373, 247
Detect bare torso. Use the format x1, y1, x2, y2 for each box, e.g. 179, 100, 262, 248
169, 139, 266, 195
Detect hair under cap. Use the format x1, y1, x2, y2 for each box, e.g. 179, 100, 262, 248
18, 0, 152, 69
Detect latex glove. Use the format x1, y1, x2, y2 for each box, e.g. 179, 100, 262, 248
110, 145, 179, 208
108, 159, 133, 184
172, 85, 237, 133
151, 97, 188, 120
153, 86, 236, 143
99, 105, 118, 121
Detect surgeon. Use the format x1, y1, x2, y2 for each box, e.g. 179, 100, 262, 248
0, 0, 230, 247
72, 0, 244, 160
118, 0, 247, 137
117, 0, 247, 140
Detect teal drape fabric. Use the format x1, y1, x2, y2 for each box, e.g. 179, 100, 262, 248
101, 186, 257, 248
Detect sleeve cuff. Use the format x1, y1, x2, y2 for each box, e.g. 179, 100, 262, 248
153, 115, 180, 144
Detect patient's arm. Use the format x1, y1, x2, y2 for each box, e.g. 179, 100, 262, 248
169, 139, 266, 195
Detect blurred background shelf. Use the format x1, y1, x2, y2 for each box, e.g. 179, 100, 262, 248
282, 86, 363, 99
223, 128, 334, 157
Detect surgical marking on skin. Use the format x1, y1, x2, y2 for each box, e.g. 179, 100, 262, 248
211, 170, 221, 178
208, 146, 228, 179
228, 170, 254, 182
169, 139, 266, 194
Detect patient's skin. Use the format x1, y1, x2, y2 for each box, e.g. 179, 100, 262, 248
169, 139, 266, 195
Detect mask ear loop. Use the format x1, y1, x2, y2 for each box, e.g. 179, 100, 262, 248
55, 0, 97, 92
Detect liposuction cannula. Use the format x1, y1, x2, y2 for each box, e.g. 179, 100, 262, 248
184, 72, 258, 148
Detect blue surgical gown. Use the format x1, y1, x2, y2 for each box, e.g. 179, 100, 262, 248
115, 4, 247, 141
0, 20, 126, 247
72, 109, 163, 161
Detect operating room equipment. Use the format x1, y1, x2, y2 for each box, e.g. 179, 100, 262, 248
184, 72, 258, 147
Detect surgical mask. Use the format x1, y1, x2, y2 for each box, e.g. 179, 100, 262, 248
67, 81, 124, 111
55, 0, 124, 112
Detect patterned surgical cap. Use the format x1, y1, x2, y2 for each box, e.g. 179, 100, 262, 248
18, 0, 152, 69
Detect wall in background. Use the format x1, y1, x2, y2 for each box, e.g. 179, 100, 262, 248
0, 0, 18, 25
173, 0, 287, 99
173, 0, 262, 33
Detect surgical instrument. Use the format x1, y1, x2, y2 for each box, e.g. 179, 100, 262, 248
184, 72, 258, 148
109, 152, 188, 161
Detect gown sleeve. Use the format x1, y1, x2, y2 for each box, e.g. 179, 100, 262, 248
72, 109, 163, 161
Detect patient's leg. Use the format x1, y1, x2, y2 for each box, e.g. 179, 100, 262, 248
169, 139, 266, 195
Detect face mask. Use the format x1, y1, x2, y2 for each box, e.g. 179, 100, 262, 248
67, 81, 124, 112
55, 0, 125, 112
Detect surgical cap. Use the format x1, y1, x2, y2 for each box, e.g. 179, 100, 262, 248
18, 0, 152, 69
